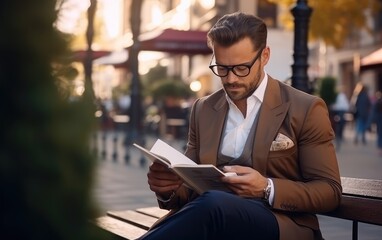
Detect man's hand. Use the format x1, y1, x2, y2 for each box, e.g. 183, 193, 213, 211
221, 165, 268, 198
147, 162, 183, 199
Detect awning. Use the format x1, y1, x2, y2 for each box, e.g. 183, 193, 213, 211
360, 47, 382, 71
71, 50, 111, 62
135, 28, 212, 55
93, 50, 167, 69
85, 29, 211, 69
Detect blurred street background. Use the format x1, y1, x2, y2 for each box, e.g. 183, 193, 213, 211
4, 0, 382, 239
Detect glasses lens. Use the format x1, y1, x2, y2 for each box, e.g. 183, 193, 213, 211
232, 65, 250, 77
210, 65, 251, 77
211, 66, 228, 77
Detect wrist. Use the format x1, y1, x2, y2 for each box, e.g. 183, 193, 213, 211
263, 178, 272, 201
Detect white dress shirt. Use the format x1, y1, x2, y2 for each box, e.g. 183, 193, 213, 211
221, 71, 275, 204
221, 72, 267, 157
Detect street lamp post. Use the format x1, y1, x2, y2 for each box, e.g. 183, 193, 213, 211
291, 0, 312, 93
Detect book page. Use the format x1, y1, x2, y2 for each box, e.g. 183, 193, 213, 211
172, 165, 233, 194
149, 139, 196, 167
133, 143, 171, 167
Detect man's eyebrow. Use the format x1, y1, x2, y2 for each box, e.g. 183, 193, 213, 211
214, 60, 252, 66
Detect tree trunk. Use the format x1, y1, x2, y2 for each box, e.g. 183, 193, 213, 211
84, 0, 97, 102
126, 0, 144, 145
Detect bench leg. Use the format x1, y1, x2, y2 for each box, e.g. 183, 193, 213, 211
352, 221, 358, 240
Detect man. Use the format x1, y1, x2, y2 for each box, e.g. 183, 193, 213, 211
331, 87, 350, 149
140, 12, 342, 240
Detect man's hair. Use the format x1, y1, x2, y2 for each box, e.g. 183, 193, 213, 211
207, 12, 267, 51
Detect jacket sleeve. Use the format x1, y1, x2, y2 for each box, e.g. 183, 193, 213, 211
271, 97, 342, 213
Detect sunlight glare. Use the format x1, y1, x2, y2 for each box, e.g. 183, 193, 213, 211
101, 0, 123, 38
190, 80, 202, 92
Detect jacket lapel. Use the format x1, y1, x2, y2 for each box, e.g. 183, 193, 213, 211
252, 77, 290, 173
199, 91, 228, 165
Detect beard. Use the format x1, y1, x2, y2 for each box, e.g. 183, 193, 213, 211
223, 65, 262, 102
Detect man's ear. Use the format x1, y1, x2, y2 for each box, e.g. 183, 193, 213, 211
261, 46, 270, 65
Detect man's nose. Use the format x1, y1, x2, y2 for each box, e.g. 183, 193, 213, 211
225, 70, 238, 83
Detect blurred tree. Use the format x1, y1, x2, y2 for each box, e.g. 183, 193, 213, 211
56, 0, 108, 51
151, 78, 194, 101
142, 64, 168, 87
56, 0, 110, 101
0, 0, 109, 239
47, 29, 81, 99
318, 76, 338, 107
83, 0, 97, 102
141, 64, 168, 97
269, 0, 381, 48
126, 0, 144, 146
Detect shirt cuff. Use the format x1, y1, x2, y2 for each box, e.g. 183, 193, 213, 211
268, 179, 275, 205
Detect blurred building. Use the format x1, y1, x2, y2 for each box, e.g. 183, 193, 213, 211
67, 0, 382, 105
94, 0, 294, 99
308, 3, 382, 99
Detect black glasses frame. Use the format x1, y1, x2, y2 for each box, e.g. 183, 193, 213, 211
209, 48, 264, 77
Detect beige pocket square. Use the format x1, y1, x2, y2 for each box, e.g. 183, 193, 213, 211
270, 133, 294, 151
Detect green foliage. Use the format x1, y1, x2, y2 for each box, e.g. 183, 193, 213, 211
151, 78, 194, 100
0, 1, 108, 239
142, 64, 168, 84
318, 76, 338, 107
269, 0, 381, 48
141, 64, 194, 100
141, 64, 168, 95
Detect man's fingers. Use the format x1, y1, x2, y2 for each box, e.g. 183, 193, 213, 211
223, 165, 252, 175
150, 162, 169, 171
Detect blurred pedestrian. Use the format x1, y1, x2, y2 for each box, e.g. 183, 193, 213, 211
368, 91, 382, 156
351, 83, 371, 145
331, 87, 350, 149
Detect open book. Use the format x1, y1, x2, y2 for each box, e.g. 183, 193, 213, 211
133, 139, 235, 195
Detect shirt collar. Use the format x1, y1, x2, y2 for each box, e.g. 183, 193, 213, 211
254, 70, 268, 103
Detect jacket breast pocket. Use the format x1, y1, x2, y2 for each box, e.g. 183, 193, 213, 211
268, 145, 297, 158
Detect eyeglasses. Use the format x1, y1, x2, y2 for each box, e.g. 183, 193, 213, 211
209, 48, 264, 77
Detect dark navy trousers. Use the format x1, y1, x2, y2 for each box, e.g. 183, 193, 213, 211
138, 190, 279, 240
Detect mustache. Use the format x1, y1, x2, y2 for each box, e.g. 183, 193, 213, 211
224, 83, 245, 88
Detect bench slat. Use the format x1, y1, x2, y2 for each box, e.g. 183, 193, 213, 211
107, 210, 158, 230
136, 206, 169, 218
341, 177, 382, 199
96, 216, 147, 239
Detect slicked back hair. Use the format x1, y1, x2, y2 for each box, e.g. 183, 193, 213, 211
207, 12, 267, 52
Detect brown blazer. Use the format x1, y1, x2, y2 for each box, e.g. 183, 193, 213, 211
158, 77, 342, 240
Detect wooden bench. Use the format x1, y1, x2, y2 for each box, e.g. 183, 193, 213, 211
95, 206, 169, 239
95, 177, 382, 240
320, 177, 382, 240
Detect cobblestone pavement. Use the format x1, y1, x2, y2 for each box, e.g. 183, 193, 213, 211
93, 124, 382, 240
